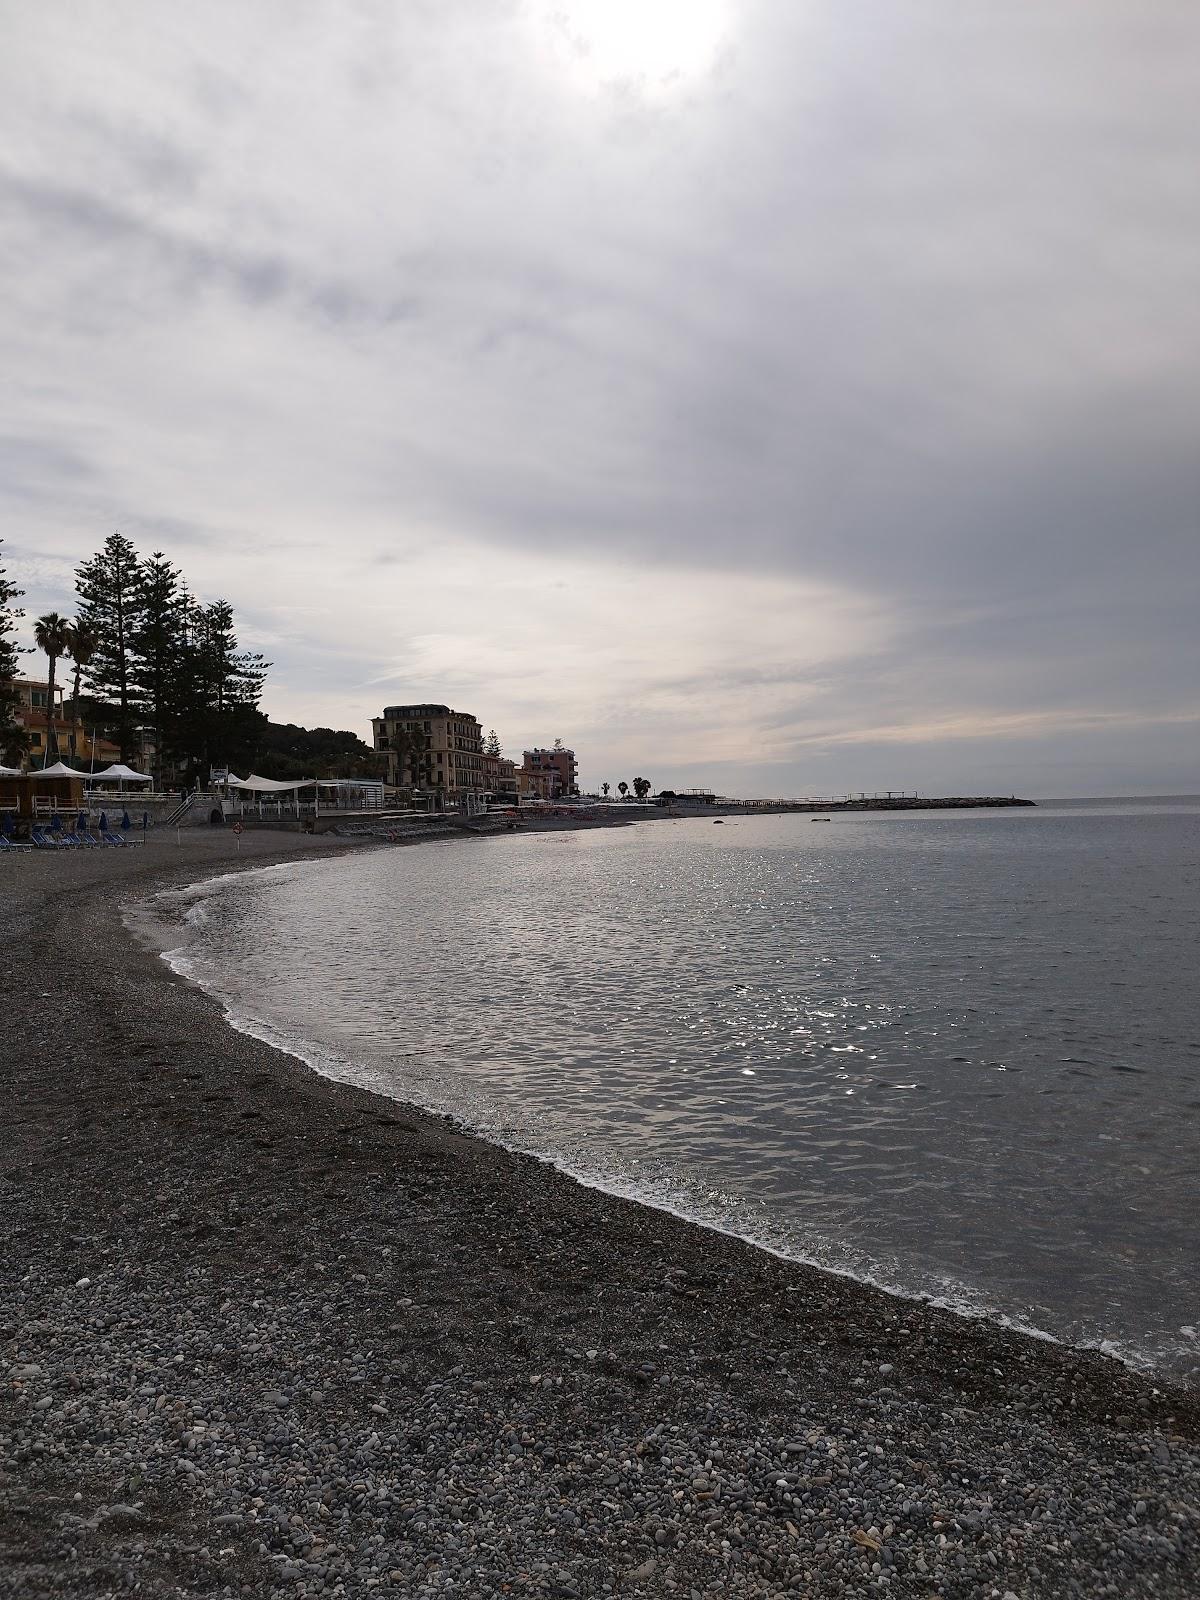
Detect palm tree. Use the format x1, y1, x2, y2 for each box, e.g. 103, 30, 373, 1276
600, 781, 610, 797
33, 611, 72, 768
617, 780, 629, 799
65, 619, 97, 736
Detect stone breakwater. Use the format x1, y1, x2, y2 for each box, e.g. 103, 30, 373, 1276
2, 832, 1198, 1600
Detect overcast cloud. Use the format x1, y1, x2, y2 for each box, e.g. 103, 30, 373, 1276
2, 0, 1197, 795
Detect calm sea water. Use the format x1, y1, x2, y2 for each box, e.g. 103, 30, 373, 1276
156, 798, 1200, 1378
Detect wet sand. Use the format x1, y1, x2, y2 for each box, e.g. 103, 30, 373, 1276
2, 831, 1197, 1598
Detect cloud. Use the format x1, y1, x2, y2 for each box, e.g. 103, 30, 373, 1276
1, 1, 1197, 794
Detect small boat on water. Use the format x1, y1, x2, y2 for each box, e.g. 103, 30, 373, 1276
713, 819, 725, 824
812, 816, 831, 822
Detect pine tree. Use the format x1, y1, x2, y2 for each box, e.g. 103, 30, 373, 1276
485, 729, 501, 757
171, 599, 268, 777
130, 550, 187, 780
203, 599, 266, 715
0, 538, 26, 764
74, 533, 143, 762
168, 595, 210, 776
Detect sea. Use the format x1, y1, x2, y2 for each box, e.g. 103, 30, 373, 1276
151, 797, 1200, 1381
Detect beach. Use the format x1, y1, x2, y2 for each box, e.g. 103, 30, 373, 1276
2, 832, 1198, 1599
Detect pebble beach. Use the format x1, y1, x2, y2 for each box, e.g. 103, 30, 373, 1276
2, 832, 1198, 1599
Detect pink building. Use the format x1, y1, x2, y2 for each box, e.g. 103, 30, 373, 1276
520, 745, 578, 798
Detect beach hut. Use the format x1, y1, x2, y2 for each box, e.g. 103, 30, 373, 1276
0, 765, 27, 825
25, 761, 88, 818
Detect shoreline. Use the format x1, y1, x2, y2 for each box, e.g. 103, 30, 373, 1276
140, 852, 1158, 1386
3, 832, 1199, 1598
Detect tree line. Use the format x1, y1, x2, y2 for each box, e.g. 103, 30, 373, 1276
1, 533, 267, 779
0, 539, 23, 765
600, 778, 652, 799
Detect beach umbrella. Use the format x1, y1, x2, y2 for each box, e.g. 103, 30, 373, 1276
121, 809, 132, 831
99, 811, 108, 833
50, 809, 61, 832
1, 811, 15, 837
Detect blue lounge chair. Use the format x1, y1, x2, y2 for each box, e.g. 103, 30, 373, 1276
0, 833, 31, 853
111, 808, 144, 846
73, 811, 99, 847
31, 826, 59, 849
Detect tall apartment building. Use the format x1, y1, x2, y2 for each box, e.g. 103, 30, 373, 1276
520, 745, 578, 798
372, 703, 484, 808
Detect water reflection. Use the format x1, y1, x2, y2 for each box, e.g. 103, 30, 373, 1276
162, 801, 1200, 1378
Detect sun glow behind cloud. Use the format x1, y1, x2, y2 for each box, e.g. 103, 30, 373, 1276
530, 0, 731, 98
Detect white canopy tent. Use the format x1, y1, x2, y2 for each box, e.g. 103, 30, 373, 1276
218, 773, 383, 817
89, 763, 153, 785
220, 772, 318, 818
29, 761, 93, 780
226, 773, 315, 792
0, 763, 24, 778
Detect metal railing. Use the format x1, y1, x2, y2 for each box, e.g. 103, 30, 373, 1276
165, 790, 198, 826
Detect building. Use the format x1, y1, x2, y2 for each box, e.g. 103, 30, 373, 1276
372, 703, 485, 809
481, 751, 519, 804
515, 766, 551, 801
519, 745, 578, 799
4, 678, 120, 770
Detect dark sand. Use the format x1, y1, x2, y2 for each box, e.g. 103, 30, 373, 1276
2, 831, 1197, 1598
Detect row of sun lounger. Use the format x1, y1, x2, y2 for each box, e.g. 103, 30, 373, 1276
0, 826, 142, 852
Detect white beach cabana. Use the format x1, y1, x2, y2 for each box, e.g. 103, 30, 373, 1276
0, 763, 24, 777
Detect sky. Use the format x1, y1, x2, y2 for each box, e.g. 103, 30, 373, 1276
2, 0, 1197, 798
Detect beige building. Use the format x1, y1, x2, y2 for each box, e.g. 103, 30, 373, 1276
516, 766, 551, 801
482, 751, 519, 803
372, 703, 485, 809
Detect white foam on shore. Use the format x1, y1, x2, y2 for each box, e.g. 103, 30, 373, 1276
131, 860, 1185, 1386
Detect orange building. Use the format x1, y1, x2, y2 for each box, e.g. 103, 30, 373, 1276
4, 678, 120, 771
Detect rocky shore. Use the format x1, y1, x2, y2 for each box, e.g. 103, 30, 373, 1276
2, 833, 1197, 1599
